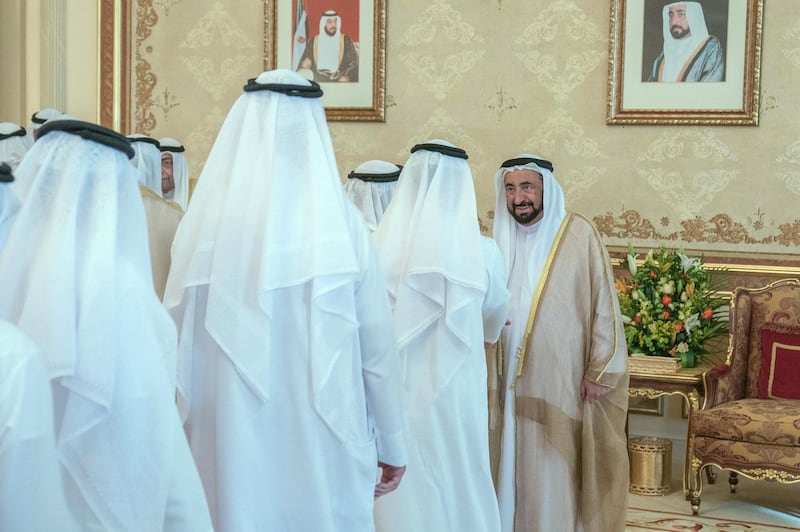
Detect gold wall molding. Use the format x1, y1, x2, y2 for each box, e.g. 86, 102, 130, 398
134, 0, 158, 134
594, 210, 800, 247
98, 0, 129, 131
99, 0, 158, 134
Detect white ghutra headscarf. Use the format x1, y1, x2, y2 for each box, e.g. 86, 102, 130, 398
492, 154, 567, 289
128, 133, 163, 196
0, 120, 197, 531
660, 1, 711, 82
159, 137, 190, 209
374, 140, 486, 391
343, 159, 401, 231
25, 108, 62, 147
317, 10, 342, 72
0, 122, 29, 171
164, 70, 361, 436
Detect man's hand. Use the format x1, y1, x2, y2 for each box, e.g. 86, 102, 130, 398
375, 462, 407, 499
580, 377, 610, 404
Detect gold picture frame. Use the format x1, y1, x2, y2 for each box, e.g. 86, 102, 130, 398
263, 0, 386, 122
607, 0, 764, 126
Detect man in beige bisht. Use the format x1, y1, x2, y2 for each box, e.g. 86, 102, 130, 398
490, 155, 629, 532
130, 134, 183, 299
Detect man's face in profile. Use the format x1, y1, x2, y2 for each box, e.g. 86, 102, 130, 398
668, 4, 691, 39
161, 152, 175, 195
324, 18, 338, 36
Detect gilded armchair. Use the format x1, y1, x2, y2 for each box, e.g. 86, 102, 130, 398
687, 278, 800, 515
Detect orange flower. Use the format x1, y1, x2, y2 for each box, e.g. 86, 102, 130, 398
615, 279, 628, 293
661, 295, 672, 306
649, 271, 657, 279
662, 310, 670, 319
702, 307, 714, 320
674, 322, 683, 332
633, 314, 642, 324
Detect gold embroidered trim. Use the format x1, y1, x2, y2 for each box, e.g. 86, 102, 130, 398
514, 214, 571, 385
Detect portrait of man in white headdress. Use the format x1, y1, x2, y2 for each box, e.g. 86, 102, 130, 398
298, 8, 359, 83
643, 0, 727, 82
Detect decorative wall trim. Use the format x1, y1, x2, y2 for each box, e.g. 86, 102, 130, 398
133, 0, 158, 133
594, 210, 800, 247
485, 206, 799, 291
99, 0, 158, 134
98, 0, 130, 132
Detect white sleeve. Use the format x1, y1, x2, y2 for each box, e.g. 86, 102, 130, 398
481, 237, 510, 344
354, 222, 408, 467
162, 420, 214, 532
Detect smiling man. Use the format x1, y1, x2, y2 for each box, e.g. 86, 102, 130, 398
489, 154, 630, 532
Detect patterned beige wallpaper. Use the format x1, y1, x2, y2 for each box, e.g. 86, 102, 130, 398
134, 0, 800, 261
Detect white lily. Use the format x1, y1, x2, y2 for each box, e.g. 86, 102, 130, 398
678, 252, 700, 273
627, 253, 638, 275
684, 313, 700, 334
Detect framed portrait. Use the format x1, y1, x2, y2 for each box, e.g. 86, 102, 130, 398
264, 0, 386, 122
607, 0, 763, 125
629, 396, 665, 416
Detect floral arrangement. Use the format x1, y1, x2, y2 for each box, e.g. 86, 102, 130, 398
615, 245, 728, 368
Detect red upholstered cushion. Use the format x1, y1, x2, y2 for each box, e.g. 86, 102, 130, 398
758, 325, 800, 399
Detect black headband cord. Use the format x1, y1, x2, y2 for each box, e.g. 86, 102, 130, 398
129, 136, 160, 149
243, 79, 324, 99
410, 143, 468, 160
0, 127, 26, 141
500, 157, 554, 173
37, 119, 135, 160
347, 166, 402, 182
160, 145, 185, 153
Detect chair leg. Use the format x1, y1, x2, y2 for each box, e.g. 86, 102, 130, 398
705, 465, 717, 484
729, 471, 739, 493
687, 446, 703, 513
690, 490, 701, 515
